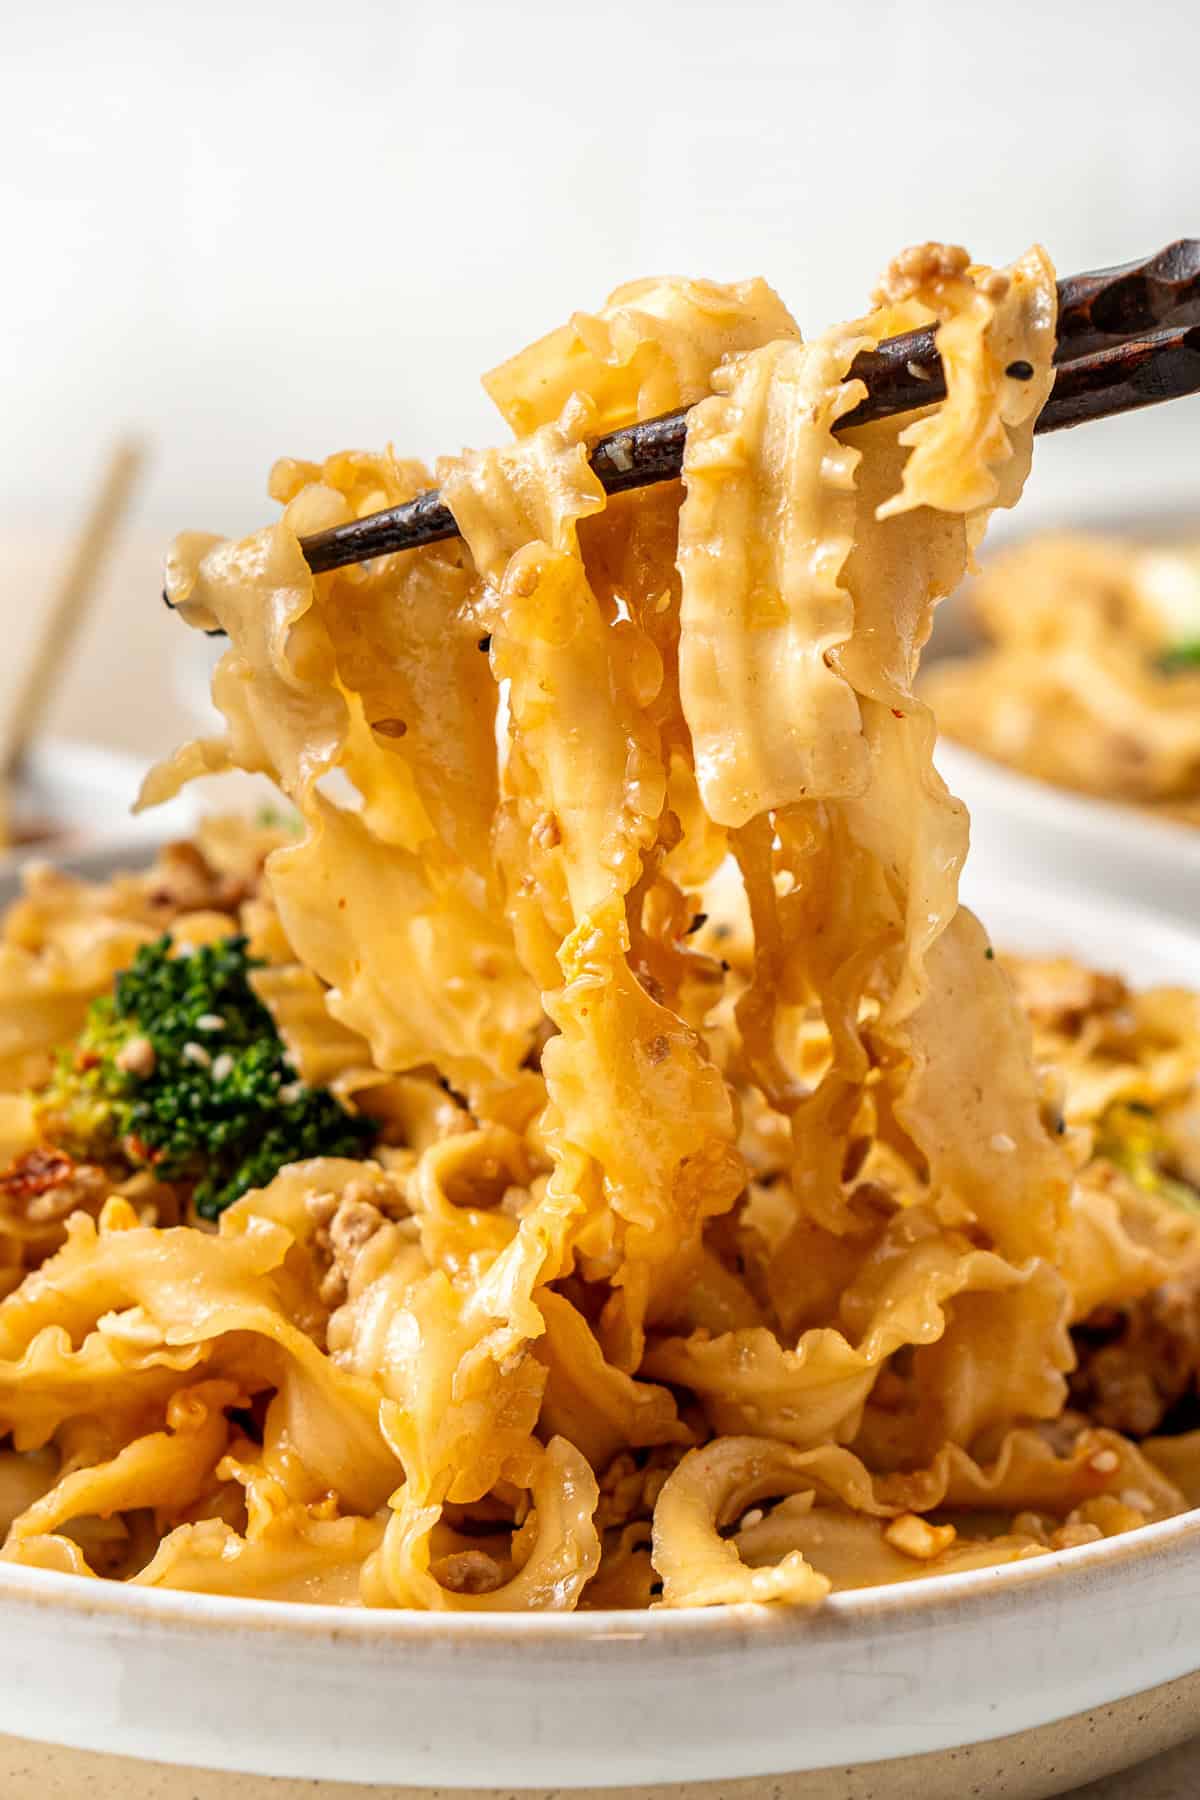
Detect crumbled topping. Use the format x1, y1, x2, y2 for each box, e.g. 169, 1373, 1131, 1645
1071, 1248, 1200, 1436
1005, 957, 1128, 1035
307, 1181, 389, 1307
431, 1550, 506, 1595
874, 242, 970, 304
0, 1148, 109, 1224
146, 840, 247, 918
883, 1513, 957, 1561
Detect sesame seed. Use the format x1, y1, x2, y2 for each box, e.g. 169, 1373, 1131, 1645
990, 1132, 1017, 1153
114, 1036, 156, 1079
1089, 1450, 1120, 1475
739, 1508, 764, 1530
181, 1042, 212, 1069
278, 1081, 304, 1105
210, 1052, 234, 1083
194, 1013, 226, 1032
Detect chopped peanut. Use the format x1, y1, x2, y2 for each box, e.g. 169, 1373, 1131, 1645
883, 1513, 957, 1561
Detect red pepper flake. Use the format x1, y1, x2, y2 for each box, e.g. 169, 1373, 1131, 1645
0, 1148, 83, 1202
122, 1133, 164, 1167
891, 708, 905, 719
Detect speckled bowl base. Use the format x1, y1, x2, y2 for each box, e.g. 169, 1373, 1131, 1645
3, 1669, 1198, 1800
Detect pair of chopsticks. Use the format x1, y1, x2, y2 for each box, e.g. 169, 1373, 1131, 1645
172, 240, 1200, 606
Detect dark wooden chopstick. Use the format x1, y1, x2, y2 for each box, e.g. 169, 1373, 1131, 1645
1035, 322, 1200, 432
1052, 237, 1200, 358
299, 336, 1200, 577
296, 241, 1200, 578
166, 240, 1200, 607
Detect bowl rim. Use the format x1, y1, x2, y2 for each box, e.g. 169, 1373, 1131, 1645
1, 737, 199, 873
935, 736, 1200, 871
2, 1497, 1198, 1649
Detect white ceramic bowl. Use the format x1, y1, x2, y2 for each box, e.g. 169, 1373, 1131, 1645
1, 738, 198, 878
938, 739, 1200, 932
1, 853, 1200, 1799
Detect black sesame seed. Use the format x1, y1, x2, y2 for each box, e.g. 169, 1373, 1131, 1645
1005, 360, 1035, 381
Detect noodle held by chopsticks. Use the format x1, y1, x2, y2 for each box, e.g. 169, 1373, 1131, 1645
0, 247, 1195, 1611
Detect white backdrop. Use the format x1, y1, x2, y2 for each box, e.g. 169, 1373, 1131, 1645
3, 0, 1199, 549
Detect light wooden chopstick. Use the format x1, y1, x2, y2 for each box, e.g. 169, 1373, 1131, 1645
0, 440, 145, 850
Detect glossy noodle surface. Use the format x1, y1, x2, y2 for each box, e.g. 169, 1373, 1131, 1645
3, 246, 1200, 1611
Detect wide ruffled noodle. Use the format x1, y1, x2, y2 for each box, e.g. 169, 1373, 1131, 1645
2, 243, 1198, 1613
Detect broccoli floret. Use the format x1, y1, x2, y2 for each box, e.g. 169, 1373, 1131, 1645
253, 802, 302, 836
1094, 1100, 1200, 1216
36, 934, 375, 1219
1160, 640, 1200, 674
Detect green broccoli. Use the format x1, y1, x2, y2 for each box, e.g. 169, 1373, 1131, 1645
1159, 640, 1200, 675
1094, 1100, 1200, 1216
36, 934, 375, 1219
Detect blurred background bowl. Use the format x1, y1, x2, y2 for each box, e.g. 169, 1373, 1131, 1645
928, 496, 1200, 927
938, 737, 1200, 929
